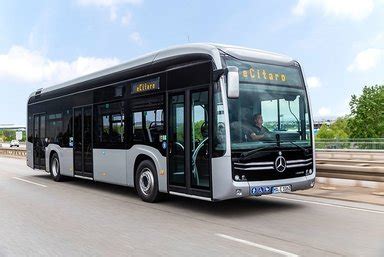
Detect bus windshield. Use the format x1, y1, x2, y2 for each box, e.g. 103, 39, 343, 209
225, 59, 312, 151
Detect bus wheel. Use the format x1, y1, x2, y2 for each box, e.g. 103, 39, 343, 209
135, 160, 160, 203
50, 153, 63, 182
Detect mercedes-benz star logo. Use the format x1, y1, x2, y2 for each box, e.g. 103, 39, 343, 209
275, 155, 287, 173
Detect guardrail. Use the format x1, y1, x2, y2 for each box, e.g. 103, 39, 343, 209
315, 138, 384, 150
0, 148, 383, 182
316, 150, 384, 182
0, 148, 27, 158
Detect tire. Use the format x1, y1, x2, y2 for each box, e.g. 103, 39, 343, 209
50, 152, 64, 182
135, 160, 160, 203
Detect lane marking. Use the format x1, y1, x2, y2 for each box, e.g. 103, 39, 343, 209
215, 233, 298, 257
12, 177, 47, 188
269, 195, 384, 215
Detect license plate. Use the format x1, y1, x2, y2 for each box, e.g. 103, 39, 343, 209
272, 185, 291, 194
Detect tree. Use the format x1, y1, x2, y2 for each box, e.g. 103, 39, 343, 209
316, 124, 336, 139
348, 85, 384, 138
316, 116, 350, 140
193, 120, 205, 141
2, 130, 16, 142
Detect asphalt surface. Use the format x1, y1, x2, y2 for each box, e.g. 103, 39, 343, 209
0, 157, 383, 257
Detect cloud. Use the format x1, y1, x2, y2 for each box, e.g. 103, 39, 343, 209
129, 32, 143, 45
109, 6, 117, 21
121, 11, 132, 26
306, 76, 322, 89
77, 0, 141, 24
318, 107, 331, 117
292, 0, 374, 21
0, 45, 120, 86
372, 33, 384, 45
347, 48, 384, 72
77, 0, 142, 7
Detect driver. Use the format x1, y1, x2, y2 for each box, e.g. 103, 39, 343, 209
251, 113, 270, 140
230, 109, 261, 142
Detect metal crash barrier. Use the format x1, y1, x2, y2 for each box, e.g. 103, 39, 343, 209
0, 148, 27, 158
316, 150, 384, 182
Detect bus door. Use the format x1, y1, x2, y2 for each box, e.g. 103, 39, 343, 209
73, 106, 93, 178
33, 114, 46, 169
168, 88, 211, 198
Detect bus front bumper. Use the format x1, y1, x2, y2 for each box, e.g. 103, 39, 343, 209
231, 175, 316, 198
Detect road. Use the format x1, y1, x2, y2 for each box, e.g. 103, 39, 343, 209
0, 157, 383, 257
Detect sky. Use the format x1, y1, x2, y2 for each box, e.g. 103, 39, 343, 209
0, 0, 383, 125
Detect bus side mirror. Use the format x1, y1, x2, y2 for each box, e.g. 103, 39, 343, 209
227, 66, 239, 99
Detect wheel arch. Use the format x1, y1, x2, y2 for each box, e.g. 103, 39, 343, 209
133, 154, 155, 189
127, 145, 167, 193
49, 150, 58, 166
45, 144, 62, 173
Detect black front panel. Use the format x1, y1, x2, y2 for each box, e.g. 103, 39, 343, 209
232, 148, 313, 181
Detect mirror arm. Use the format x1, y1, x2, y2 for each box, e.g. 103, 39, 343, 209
212, 68, 227, 82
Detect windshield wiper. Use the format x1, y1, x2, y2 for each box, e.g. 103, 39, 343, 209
275, 133, 310, 155
239, 146, 277, 161
286, 140, 310, 155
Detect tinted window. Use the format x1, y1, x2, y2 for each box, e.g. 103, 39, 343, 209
145, 109, 164, 144
133, 112, 144, 142
94, 101, 125, 147
132, 109, 164, 144
62, 109, 72, 147
27, 115, 33, 143
46, 113, 63, 144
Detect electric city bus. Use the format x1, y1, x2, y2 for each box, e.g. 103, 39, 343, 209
27, 43, 315, 202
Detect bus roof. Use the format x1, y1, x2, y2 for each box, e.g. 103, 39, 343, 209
29, 43, 294, 98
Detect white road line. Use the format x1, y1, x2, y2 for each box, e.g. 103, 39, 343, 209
215, 233, 298, 257
269, 195, 384, 215
12, 177, 47, 188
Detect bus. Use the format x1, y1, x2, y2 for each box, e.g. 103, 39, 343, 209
27, 43, 315, 202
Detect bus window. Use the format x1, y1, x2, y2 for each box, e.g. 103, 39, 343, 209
279, 96, 300, 132
46, 113, 63, 144
95, 101, 125, 145
62, 109, 72, 147
191, 90, 209, 189
133, 112, 144, 142
261, 100, 278, 131
144, 109, 164, 144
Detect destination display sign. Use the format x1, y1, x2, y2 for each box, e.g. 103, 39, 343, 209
131, 77, 160, 94
227, 59, 303, 87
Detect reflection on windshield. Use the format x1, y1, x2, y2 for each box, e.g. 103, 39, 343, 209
228, 83, 311, 150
